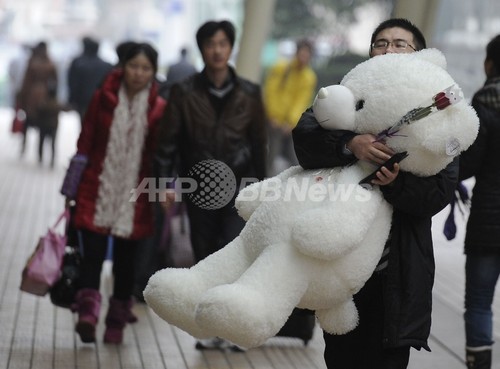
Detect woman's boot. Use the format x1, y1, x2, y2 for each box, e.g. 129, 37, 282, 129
466, 348, 492, 369
73, 288, 102, 343
103, 297, 136, 344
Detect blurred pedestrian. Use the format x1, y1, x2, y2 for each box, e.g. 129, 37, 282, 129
17, 41, 58, 158
60, 42, 166, 345
37, 84, 66, 168
263, 38, 317, 175
154, 19, 267, 350
458, 34, 500, 369
67, 36, 113, 128
117, 38, 170, 302
159, 46, 197, 99
8, 43, 30, 108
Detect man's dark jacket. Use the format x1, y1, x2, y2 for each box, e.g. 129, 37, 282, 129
292, 109, 458, 351
155, 69, 267, 182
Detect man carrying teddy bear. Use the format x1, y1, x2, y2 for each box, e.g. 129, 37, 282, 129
293, 18, 459, 369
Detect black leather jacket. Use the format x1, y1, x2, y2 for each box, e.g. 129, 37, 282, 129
292, 108, 458, 351
155, 69, 267, 182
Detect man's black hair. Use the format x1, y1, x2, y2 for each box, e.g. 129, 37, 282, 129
296, 38, 314, 55
195, 20, 235, 52
370, 18, 427, 51
83, 37, 99, 56
486, 34, 500, 76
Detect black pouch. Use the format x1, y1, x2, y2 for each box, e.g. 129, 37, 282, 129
49, 205, 81, 309
49, 245, 81, 309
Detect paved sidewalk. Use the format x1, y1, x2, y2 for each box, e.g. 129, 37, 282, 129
419, 178, 500, 369
0, 107, 499, 368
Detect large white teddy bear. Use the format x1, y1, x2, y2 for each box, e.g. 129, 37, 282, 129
144, 49, 479, 349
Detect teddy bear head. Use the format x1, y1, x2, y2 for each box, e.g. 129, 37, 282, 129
312, 49, 479, 176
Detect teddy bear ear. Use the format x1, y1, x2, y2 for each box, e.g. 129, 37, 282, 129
413, 48, 447, 70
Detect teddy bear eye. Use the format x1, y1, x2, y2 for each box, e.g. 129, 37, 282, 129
355, 100, 365, 111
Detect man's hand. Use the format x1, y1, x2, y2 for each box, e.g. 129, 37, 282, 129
347, 134, 395, 165
347, 133, 400, 186
159, 189, 177, 212
371, 163, 400, 186
65, 197, 75, 208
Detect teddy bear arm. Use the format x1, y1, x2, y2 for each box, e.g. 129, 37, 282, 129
236, 166, 303, 220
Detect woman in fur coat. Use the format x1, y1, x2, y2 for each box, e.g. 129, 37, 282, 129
60, 42, 166, 344
17, 41, 58, 157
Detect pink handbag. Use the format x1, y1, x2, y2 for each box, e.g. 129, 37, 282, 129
11, 107, 25, 134
20, 210, 70, 296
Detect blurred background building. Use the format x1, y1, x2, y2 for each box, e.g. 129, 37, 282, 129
0, 0, 499, 106
0, 0, 245, 106
434, 0, 500, 100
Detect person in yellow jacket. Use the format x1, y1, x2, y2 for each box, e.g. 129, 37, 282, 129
264, 38, 317, 175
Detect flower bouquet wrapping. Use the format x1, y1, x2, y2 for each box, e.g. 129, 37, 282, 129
376, 85, 463, 140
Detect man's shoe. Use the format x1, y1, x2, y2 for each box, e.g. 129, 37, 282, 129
195, 337, 228, 350
195, 337, 244, 351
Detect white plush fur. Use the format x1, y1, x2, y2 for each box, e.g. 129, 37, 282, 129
144, 49, 479, 349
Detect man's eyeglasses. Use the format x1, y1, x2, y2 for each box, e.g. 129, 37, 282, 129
371, 39, 416, 52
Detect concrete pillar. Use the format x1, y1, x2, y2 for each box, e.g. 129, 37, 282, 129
392, 0, 441, 44
235, 0, 277, 83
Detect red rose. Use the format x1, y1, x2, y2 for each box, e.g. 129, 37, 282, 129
434, 92, 451, 110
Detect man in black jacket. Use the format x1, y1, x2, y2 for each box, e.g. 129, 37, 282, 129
458, 34, 500, 369
154, 20, 267, 350
67, 37, 113, 128
292, 18, 458, 369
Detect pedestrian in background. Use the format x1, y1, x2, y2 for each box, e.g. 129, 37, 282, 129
67, 36, 113, 128
458, 34, 500, 369
37, 84, 66, 168
159, 46, 197, 99
8, 43, 30, 108
264, 38, 317, 175
17, 41, 58, 159
292, 18, 457, 369
154, 19, 267, 350
115, 38, 172, 302
60, 42, 166, 345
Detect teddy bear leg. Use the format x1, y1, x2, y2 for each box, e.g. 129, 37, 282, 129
315, 299, 359, 335
195, 243, 308, 348
143, 267, 212, 338
143, 236, 251, 339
